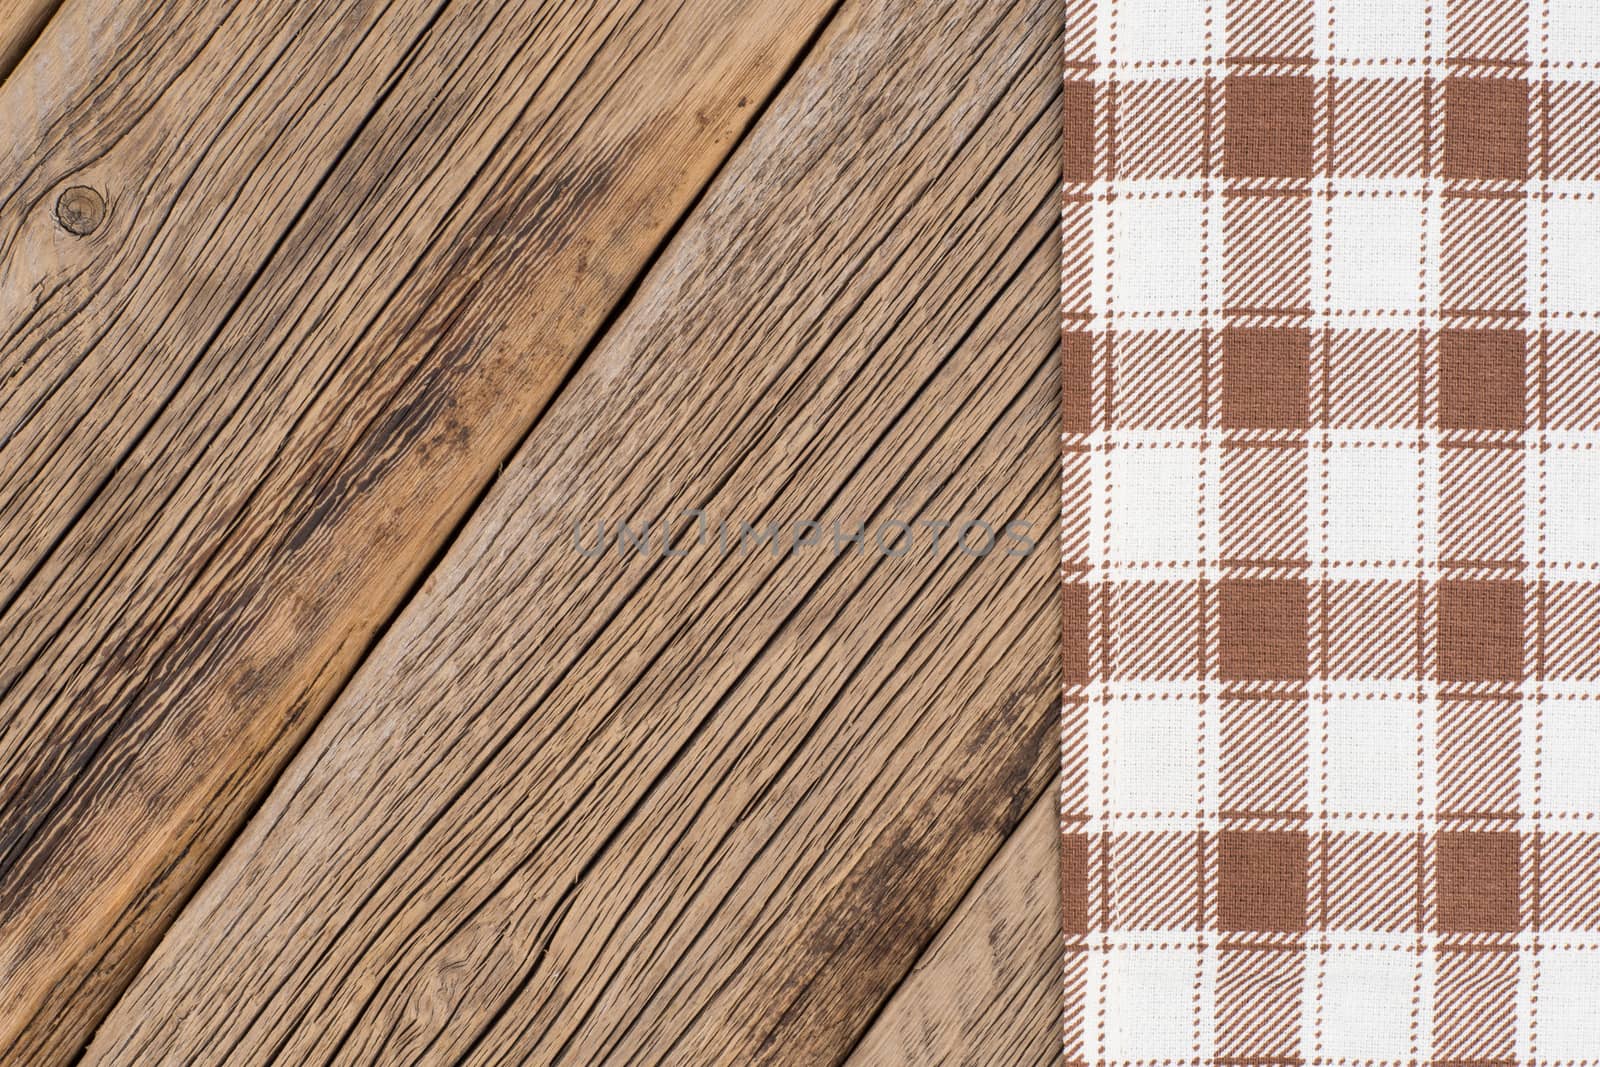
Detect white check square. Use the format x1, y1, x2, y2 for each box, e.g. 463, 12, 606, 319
1107, 696, 1202, 814
1103, 948, 1196, 1061
1324, 697, 1416, 816
1110, 0, 1208, 65
1549, 0, 1600, 65
1547, 197, 1600, 316
1324, 445, 1418, 564
1328, 198, 1423, 313
1113, 195, 1205, 315
1546, 446, 1600, 565
1536, 949, 1600, 1059
1316, 949, 1419, 1061
1543, 698, 1600, 817
1328, 0, 1428, 61
1109, 445, 1201, 566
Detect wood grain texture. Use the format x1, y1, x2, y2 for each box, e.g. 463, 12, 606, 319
85, 0, 1061, 1059
847, 787, 1062, 1067
0, 0, 835, 1058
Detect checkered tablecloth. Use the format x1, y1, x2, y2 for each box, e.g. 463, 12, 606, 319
1061, 0, 1600, 1060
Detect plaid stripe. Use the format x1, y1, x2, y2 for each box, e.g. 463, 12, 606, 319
1062, 0, 1600, 1061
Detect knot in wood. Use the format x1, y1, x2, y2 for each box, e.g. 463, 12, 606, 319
55, 186, 107, 236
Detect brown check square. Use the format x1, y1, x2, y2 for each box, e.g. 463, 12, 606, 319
1436, 830, 1521, 932
1219, 579, 1308, 682
1221, 327, 1310, 428
1444, 77, 1530, 180
1225, 76, 1314, 178
1218, 830, 1307, 932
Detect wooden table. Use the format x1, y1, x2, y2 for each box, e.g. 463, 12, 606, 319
0, 0, 1061, 1061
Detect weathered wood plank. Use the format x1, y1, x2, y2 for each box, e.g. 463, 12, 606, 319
846, 787, 1062, 1067
85, 0, 1061, 1059
0, 0, 836, 1059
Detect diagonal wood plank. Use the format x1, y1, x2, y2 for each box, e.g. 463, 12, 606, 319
0, 0, 839, 1058
85, 0, 1061, 1059
0, 0, 59, 83
846, 786, 1063, 1067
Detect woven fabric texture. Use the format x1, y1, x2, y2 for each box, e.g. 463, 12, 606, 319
1061, 0, 1600, 1061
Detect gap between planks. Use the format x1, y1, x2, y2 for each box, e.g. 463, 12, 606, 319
845, 784, 1063, 1067
0, 0, 61, 85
